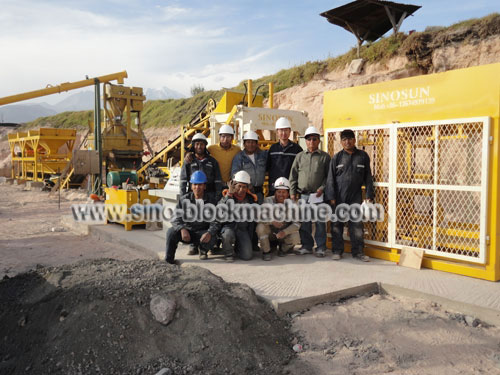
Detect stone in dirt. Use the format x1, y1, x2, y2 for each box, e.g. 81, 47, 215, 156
0, 259, 293, 374
150, 293, 176, 325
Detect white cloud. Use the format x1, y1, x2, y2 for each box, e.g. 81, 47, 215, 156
158, 5, 189, 20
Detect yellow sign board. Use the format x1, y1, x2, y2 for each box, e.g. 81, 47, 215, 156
324, 63, 500, 128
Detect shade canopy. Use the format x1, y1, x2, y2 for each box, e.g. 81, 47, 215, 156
320, 0, 421, 43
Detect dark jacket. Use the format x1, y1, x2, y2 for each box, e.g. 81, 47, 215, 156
325, 148, 374, 204
171, 192, 219, 235
266, 141, 302, 188
214, 189, 258, 233
180, 153, 223, 197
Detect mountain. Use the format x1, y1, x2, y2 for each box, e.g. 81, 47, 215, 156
145, 87, 185, 100
0, 85, 186, 124
53, 91, 94, 112
0, 104, 57, 123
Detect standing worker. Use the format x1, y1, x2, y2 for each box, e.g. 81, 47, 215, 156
231, 130, 267, 203
180, 133, 222, 197
289, 126, 331, 257
207, 125, 241, 185
256, 177, 300, 261
267, 117, 302, 195
325, 129, 374, 262
165, 171, 218, 264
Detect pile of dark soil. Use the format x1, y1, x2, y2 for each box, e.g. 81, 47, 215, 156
0, 259, 293, 374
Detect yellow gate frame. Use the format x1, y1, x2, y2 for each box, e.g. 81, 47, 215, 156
323, 63, 500, 281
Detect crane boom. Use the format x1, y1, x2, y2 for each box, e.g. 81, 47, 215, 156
0, 71, 128, 106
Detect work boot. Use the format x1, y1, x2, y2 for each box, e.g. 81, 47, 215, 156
315, 248, 325, 258
277, 245, 286, 257
187, 245, 198, 256
353, 254, 370, 262
166, 259, 181, 266
331, 253, 342, 261
262, 252, 272, 261
199, 252, 208, 260
294, 248, 312, 255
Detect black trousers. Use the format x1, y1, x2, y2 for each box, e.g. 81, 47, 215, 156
165, 227, 215, 263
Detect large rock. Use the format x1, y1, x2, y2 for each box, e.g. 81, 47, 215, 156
150, 293, 176, 325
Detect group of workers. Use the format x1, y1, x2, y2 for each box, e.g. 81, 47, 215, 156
165, 117, 374, 264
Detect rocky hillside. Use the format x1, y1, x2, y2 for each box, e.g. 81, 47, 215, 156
1, 14, 499, 176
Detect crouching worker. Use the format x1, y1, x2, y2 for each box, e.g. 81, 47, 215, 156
218, 170, 258, 262
256, 177, 300, 261
165, 171, 218, 264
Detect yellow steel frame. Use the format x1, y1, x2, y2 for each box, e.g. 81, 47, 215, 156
8, 128, 76, 182
323, 63, 500, 281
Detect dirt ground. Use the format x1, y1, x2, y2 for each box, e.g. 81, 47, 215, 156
2, 182, 500, 374
0, 183, 154, 278
287, 294, 500, 375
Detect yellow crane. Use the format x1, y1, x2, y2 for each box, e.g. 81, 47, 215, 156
0, 71, 127, 106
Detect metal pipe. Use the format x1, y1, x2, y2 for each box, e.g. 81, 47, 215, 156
93, 79, 102, 195
247, 79, 253, 108
0, 71, 127, 106
269, 82, 274, 109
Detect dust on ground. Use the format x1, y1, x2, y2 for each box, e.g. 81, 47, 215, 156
286, 294, 500, 375
2, 182, 500, 374
0, 182, 154, 277
0, 259, 293, 374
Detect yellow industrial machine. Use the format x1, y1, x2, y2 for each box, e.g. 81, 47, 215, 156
323, 63, 500, 281
1, 71, 130, 188
137, 80, 309, 184
90, 83, 145, 172
104, 187, 159, 230
8, 128, 77, 184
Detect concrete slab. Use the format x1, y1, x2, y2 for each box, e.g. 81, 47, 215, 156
87, 223, 500, 318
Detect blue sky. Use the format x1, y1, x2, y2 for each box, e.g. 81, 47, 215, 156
0, 0, 498, 104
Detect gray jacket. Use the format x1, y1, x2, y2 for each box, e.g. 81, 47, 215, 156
289, 149, 331, 196
231, 149, 267, 187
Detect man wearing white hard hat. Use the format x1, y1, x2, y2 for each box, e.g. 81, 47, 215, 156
256, 177, 300, 261
184, 124, 240, 185
180, 132, 222, 197
266, 117, 302, 195
207, 124, 241, 184
231, 130, 267, 204
215, 170, 258, 262
289, 126, 331, 257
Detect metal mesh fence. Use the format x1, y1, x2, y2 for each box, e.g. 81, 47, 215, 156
326, 119, 487, 263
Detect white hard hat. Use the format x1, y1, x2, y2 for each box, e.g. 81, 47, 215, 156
219, 124, 235, 135
233, 170, 251, 185
304, 126, 320, 138
243, 130, 259, 141
191, 133, 208, 144
275, 117, 291, 130
274, 177, 291, 190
